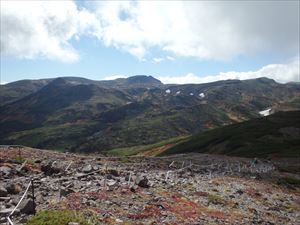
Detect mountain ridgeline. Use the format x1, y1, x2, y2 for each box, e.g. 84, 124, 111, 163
0, 75, 299, 153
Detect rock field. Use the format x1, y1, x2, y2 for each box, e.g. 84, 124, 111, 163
0, 147, 299, 224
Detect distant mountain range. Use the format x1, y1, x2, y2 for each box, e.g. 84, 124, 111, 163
0, 75, 299, 152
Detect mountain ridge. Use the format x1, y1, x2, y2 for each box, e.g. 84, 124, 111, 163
0, 76, 299, 152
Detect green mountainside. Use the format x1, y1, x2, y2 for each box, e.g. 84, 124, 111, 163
0, 76, 299, 152
160, 110, 300, 158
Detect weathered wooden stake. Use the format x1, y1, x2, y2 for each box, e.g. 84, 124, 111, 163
128, 172, 132, 186
169, 161, 175, 168
31, 179, 36, 215
165, 171, 171, 181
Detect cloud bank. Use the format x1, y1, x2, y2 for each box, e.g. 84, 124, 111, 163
157, 56, 300, 84
89, 1, 299, 60
104, 57, 299, 84
1, 1, 299, 62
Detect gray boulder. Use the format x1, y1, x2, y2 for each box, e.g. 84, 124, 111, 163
0, 166, 12, 176
60, 187, 75, 197
0, 208, 20, 217
135, 175, 149, 188
5, 183, 22, 195
81, 164, 92, 173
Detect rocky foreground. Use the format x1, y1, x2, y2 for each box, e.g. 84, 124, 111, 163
0, 147, 299, 225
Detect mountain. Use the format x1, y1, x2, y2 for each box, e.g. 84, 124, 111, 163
0, 76, 299, 152
0, 75, 162, 106
159, 110, 300, 158
99, 75, 163, 89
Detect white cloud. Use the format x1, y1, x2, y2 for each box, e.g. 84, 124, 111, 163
166, 56, 175, 61
152, 56, 176, 63
0, 0, 100, 63
103, 75, 128, 80
153, 57, 164, 64
1, 1, 298, 62
89, 1, 299, 60
157, 56, 300, 84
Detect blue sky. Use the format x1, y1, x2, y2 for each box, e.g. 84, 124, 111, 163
1, 1, 299, 84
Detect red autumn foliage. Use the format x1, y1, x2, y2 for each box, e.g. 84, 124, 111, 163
194, 191, 209, 197
243, 188, 262, 198
207, 210, 226, 219
86, 191, 108, 200
128, 205, 161, 219
66, 193, 83, 210
164, 195, 202, 219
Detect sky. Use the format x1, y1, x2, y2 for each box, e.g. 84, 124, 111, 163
0, 0, 299, 84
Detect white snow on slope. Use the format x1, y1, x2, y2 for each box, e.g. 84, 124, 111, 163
199, 93, 205, 98
259, 108, 272, 116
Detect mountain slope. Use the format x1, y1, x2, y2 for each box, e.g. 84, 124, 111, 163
0, 76, 299, 152
159, 110, 300, 158
0, 79, 52, 106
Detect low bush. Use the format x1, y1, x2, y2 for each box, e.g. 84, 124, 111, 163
25, 210, 92, 225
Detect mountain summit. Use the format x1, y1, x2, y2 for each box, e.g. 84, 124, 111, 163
124, 75, 162, 85
101, 75, 163, 89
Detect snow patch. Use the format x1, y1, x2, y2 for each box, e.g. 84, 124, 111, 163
176, 91, 181, 95
190, 93, 194, 96
259, 108, 272, 116
165, 89, 171, 94
199, 93, 205, 98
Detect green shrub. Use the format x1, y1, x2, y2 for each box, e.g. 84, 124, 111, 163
207, 194, 224, 204
15, 156, 35, 165
15, 156, 26, 163
25, 210, 92, 225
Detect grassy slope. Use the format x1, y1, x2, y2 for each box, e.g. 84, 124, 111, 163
159, 110, 300, 158
106, 136, 189, 157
